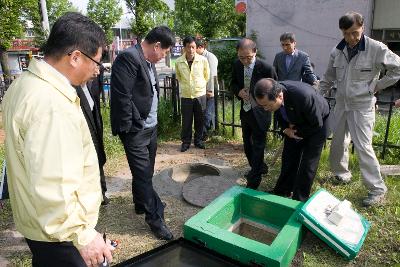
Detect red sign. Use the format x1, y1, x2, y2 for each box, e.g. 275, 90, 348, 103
235, 0, 247, 13
10, 39, 39, 51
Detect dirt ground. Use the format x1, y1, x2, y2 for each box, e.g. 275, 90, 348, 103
0, 137, 317, 266
98, 141, 254, 265
0, 129, 338, 267
0, 140, 257, 265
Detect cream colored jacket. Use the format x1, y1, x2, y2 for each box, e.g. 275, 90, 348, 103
175, 53, 210, 98
3, 59, 101, 249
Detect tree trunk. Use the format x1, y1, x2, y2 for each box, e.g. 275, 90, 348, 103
0, 47, 11, 84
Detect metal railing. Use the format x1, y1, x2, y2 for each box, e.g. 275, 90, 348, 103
161, 75, 400, 159
161, 73, 180, 118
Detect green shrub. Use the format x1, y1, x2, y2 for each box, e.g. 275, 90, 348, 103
373, 109, 400, 163
212, 42, 238, 90
157, 98, 180, 141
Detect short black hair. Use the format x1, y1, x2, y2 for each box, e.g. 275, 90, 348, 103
236, 38, 257, 52
145, 26, 175, 49
183, 36, 196, 47
280, 32, 296, 43
42, 12, 106, 59
339, 12, 364, 30
254, 78, 283, 101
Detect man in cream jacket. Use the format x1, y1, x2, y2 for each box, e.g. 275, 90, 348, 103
3, 13, 114, 266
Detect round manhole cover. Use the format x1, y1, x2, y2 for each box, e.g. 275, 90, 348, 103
182, 175, 237, 207
171, 163, 220, 183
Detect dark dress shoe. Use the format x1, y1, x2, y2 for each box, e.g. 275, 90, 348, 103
149, 221, 174, 240
269, 190, 292, 198
194, 142, 205, 149
246, 182, 259, 190
101, 193, 110, 206
134, 205, 145, 215
181, 143, 190, 152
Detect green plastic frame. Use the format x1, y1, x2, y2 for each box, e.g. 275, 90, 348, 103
184, 186, 305, 267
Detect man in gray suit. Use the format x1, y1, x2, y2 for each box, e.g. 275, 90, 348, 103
273, 32, 318, 86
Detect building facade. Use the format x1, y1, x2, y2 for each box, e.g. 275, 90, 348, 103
246, 0, 375, 78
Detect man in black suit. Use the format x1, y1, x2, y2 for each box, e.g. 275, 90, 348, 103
76, 82, 108, 205
254, 79, 330, 202
89, 67, 105, 108
231, 38, 277, 190
110, 26, 175, 240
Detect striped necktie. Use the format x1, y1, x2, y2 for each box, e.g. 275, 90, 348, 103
243, 66, 252, 111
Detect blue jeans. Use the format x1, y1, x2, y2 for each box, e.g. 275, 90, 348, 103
203, 97, 215, 134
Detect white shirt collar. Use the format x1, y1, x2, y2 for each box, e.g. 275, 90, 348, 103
42, 59, 71, 86
247, 57, 256, 69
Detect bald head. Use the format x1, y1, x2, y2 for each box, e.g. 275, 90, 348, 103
236, 38, 257, 52
254, 78, 284, 112
255, 78, 281, 100
237, 38, 257, 66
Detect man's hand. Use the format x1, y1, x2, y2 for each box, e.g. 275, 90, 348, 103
395, 99, 400, 108
312, 80, 320, 90
283, 127, 303, 140
79, 232, 113, 267
238, 88, 250, 101
206, 91, 214, 98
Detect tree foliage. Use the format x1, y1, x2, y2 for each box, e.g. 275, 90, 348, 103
30, 0, 77, 47
125, 0, 173, 40
174, 0, 245, 39
0, 0, 37, 80
0, 0, 33, 51
212, 41, 238, 88
87, 0, 123, 44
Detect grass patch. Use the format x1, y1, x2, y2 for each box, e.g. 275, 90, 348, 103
374, 110, 400, 164
213, 97, 243, 141
8, 252, 31, 266
261, 141, 400, 266
157, 98, 180, 141
101, 107, 127, 175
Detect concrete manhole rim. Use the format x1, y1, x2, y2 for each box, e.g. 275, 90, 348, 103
153, 159, 240, 200
169, 162, 221, 183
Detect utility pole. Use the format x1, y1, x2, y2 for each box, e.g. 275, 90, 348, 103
39, 0, 50, 37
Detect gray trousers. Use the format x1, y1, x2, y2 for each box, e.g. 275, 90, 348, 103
329, 106, 387, 195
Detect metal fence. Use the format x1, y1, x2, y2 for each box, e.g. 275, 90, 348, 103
160, 75, 400, 159
4, 73, 396, 160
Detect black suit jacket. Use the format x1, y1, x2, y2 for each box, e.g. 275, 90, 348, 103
276, 81, 330, 138
88, 68, 104, 109
110, 44, 160, 135
231, 58, 277, 131
76, 86, 106, 167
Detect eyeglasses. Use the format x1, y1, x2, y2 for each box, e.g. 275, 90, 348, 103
68, 50, 103, 69
238, 56, 254, 61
